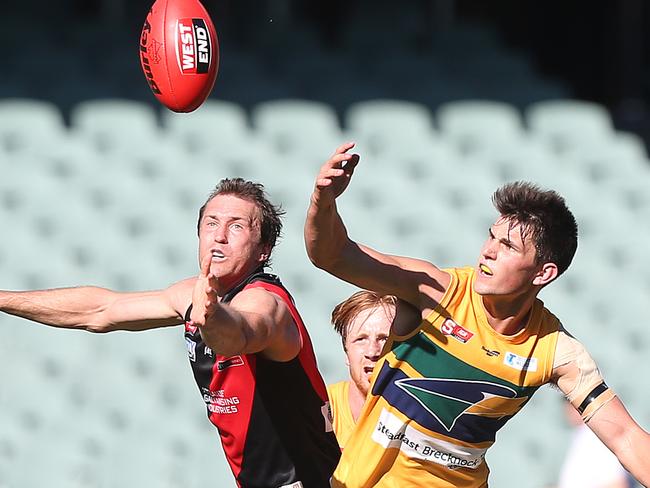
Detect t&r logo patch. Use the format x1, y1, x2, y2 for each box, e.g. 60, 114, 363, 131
440, 319, 474, 344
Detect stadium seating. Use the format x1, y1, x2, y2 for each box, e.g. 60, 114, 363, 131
0, 98, 67, 154
69, 99, 161, 155
436, 100, 526, 155
525, 99, 614, 153
251, 98, 344, 159
1, 96, 649, 488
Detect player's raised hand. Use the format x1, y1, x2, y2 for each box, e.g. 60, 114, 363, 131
190, 252, 220, 327
312, 142, 360, 206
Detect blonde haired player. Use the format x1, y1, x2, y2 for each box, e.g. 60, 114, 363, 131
327, 291, 419, 448
305, 143, 650, 487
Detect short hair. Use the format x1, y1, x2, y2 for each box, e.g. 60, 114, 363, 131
197, 178, 285, 265
331, 291, 397, 351
492, 181, 578, 276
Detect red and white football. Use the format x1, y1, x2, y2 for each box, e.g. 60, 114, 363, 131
139, 0, 219, 113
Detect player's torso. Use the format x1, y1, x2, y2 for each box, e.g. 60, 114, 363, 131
185, 271, 340, 488
333, 267, 560, 488
327, 381, 356, 449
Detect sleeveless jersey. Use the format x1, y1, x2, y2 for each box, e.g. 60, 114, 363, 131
327, 381, 356, 449
332, 267, 561, 488
184, 269, 340, 488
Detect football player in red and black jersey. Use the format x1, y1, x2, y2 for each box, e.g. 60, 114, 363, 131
0, 178, 340, 488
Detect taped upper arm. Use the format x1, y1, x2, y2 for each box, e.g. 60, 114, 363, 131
552, 327, 616, 422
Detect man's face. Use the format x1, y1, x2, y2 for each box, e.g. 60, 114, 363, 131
197, 194, 268, 292
474, 216, 543, 298
344, 305, 393, 397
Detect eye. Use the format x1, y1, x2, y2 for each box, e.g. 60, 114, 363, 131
231, 222, 244, 231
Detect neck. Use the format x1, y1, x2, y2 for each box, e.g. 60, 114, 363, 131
481, 292, 537, 336
216, 265, 264, 298
347, 382, 367, 422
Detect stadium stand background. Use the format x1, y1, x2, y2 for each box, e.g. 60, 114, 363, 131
1, 1, 649, 487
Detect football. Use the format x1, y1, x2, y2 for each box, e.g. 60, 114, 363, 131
139, 0, 219, 112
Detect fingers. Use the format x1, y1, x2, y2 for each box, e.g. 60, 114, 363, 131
344, 153, 360, 173
333, 141, 356, 155
199, 252, 212, 278
189, 274, 219, 326
327, 151, 357, 169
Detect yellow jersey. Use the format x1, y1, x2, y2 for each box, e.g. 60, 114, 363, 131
332, 267, 561, 488
327, 381, 356, 449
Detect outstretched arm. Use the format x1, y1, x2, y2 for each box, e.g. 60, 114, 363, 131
553, 331, 650, 486
587, 398, 650, 486
189, 254, 301, 361
0, 280, 191, 333
304, 143, 450, 312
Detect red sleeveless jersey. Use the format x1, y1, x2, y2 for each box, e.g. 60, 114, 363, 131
184, 270, 340, 487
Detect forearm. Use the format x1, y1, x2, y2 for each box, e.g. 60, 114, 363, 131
304, 195, 350, 271
0, 287, 115, 332
614, 429, 650, 486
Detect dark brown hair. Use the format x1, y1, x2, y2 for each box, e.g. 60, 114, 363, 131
197, 178, 284, 265
331, 291, 397, 351
492, 181, 578, 276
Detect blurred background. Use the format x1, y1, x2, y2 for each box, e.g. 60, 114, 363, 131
1, 1, 649, 487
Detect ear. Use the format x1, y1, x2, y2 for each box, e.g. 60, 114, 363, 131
258, 244, 272, 263
533, 262, 558, 286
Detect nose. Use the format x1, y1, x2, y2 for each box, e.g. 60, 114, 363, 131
481, 238, 497, 260
214, 226, 228, 243
365, 339, 384, 361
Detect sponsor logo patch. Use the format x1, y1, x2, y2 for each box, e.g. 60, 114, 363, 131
321, 402, 334, 433
440, 319, 474, 344
217, 355, 244, 371
503, 352, 538, 372
185, 337, 196, 362
372, 409, 486, 469
185, 321, 198, 334
202, 388, 240, 414
481, 346, 500, 357
176, 18, 212, 74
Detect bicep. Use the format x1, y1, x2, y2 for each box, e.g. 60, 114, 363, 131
229, 289, 301, 361
552, 328, 616, 421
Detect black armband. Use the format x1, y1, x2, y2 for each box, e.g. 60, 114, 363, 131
577, 382, 609, 414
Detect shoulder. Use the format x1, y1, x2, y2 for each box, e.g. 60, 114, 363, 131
231, 285, 289, 312
327, 381, 347, 397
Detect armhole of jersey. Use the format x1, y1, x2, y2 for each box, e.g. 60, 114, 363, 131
389, 267, 458, 344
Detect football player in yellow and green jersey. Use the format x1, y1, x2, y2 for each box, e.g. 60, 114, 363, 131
305, 142, 650, 487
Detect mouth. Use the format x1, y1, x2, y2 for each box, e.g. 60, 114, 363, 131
479, 263, 493, 276
363, 366, 374, 376
211, 250, 226, 261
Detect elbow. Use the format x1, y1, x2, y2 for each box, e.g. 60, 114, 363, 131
84, 322, 113, 334
306, 238, 348, 272
83, 311, 116, 334
307, 250, 336, 271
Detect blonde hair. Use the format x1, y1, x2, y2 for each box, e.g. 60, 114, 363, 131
331, 291, 397, 350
